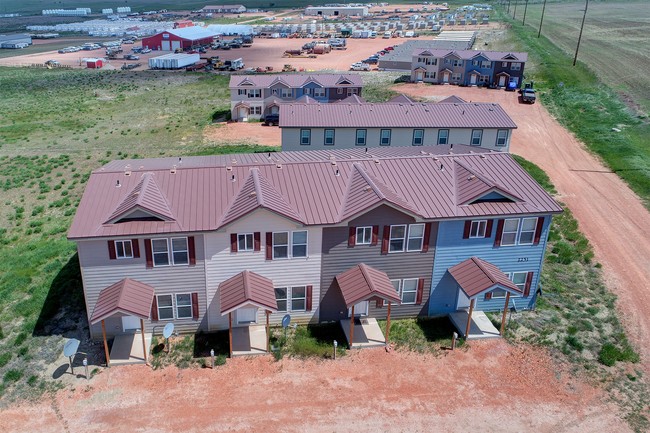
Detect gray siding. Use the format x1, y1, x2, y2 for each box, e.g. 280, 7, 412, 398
319, 205, 437, 322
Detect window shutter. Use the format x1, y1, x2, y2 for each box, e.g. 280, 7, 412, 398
376, 299, 384, 308
144, 239, 153, 268
306, 285, 313, 311
416, 278, 425, 305
254, 232, 261, 251
371, 225, 379, 246
463, 221, 471, 239
108, 240, 116, 260
422, 222, 432, 252
524, 272, 533, 297
131, 239, 140, 258
485, 220, 493, 238
494, 219, 504, 247
381, 226, 390, 255
151, 296, 158, 321
533, 217, 544, 245
265, 232, 273, 260
188, 236, 196, 266
191, 292, 199, 320
348, 226, 356, 247
485, 292, 492, 301
230, 233, 238, 253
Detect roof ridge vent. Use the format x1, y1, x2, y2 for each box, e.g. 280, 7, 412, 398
170, 165, 177, 174
276, 163, 282, 169
226, 166, 232, 171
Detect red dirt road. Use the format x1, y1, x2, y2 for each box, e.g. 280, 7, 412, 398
0, 341, 626, 432
396, 83, 650, 373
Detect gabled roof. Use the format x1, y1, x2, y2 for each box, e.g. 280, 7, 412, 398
448, 257, 521, 298
412, 49, 528, 62
455, 159, 521, 206
336, 264, 402, 307
105, 172, 174, 224
336, 94, 366, 104
90, 278, 155, 325
165, 27, 219, 41
387, 94, 415, 104
229, 73, 363, 89
294, 95, 318, 104
438, 95, 467, 104
219, 271, 277, 315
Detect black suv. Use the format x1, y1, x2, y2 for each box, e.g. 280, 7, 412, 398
263, 114, 279, 126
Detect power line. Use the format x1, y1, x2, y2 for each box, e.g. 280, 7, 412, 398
573, 0, 589, 66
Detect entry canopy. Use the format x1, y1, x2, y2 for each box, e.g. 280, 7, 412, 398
90, 278, 155, 325
219, 270, 278, 315
448, 257, 522, 299
336, 263, 401, 307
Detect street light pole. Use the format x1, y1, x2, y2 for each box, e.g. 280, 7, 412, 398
538, 0, 547, 38
573, 0, 589, 66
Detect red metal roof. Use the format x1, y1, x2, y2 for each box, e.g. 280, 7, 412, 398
448, 257, 521, 298
439, 95, 467, 104
387, 94, 416, 104
68, 146, 562, 239
413, 49, 528, 62
279, 101, 517, 129
106, 172, 175, 223
455, 159, 521, 205
90, 278, 155, 324
219, 271, 277, 315
229, 73, 363, 89
336, 263, 402, 307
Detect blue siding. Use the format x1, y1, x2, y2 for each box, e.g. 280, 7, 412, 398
429, 215, 553, 315
301, 82, 328, 102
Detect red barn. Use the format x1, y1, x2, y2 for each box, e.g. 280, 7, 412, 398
141, 27, 218, 51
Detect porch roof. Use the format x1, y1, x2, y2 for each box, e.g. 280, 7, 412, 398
90, 278, 154, 325
336, 263, 401, 307
448, 257, 521, 298
219, 270, 278, 315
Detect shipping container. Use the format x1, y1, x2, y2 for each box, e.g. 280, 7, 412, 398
148, 53, 200, 69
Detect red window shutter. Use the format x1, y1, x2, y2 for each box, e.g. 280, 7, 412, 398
524, 272, 533, 297
422, 222, 432, 252
494, 219, 504, 247
371, 225, 379, 246
191, 292, 199, 320
348, 226, 356, 247
416, 278, 425, 305
230, 233, 238, 253
188, 236, 196, 266
381, 226, 390, 255
144, 239, 153, 268
376, 299, 384, 308
533, 217, 544, 245
485, 292, 492, 301
108, 240, 116, 260
463, 221, 471, 239
306, 285, 313, 311
151, 296, 158, 321
485, 220, 493, 238
265, 232, 273, 260
131, 239, 140, 258
254, 232, 261, 251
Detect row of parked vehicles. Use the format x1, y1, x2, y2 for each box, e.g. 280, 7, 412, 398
350, 45, 395, 71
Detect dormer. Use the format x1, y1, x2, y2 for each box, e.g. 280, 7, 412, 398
454, 160, 521, 206
104, 173, 175, 224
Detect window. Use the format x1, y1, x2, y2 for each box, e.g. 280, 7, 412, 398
175, 294, 192, 319
271, 88, 279, 95
389, 225, 406, 253
238, 233, 254, 251
451, 73, 462, 81
491, 288, 506, 299
471, 129, 483, 146
356, 226, 372, 245
291, 286, 306, 311
347, 88, 358, 96
425, 71, 436, 79
115, 240, 133, 259
292, 230, 308, 258
511, 62, 521, 71
314, 87, 325, 97
337, 88, 344, 95
152, 238, 170, 267
501, 218, 520, 246
275, 287, 306, 312
247, 89, 261, 98
481, 60, 491, 68
407, 224, 425, 251
380, 129, 391, 146
238, 89, 246, 95
391, 279, 401, 297
251, 106, 262, 115
502, 61, 508, 67
171, 237, 188, 265
304, 87, 312, 95
452, 59, 462, 67
401, 279, 418, 304
437, 129, 449, 145
275, 287, 288, 312
496, 129, 508, 146
300, 129, 311, 146
479, 75, 490, 84
470, 220, 487, 238
412, 129, 424, 146
511, 272, 527, 295
518, 217, 538, 245
324, 129, 335, 146
273, 232, 289, 259
356, 129, 367, 146
281, 88, 292, 98
157, 295, 174, 320
472, 60, 479, 66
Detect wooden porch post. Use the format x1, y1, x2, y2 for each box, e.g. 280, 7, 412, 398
500, 292, 511, 336
266, 310, 270, 352
385, 301, 392, 345
465, 298, 475, 338
140, 318, 148, 364
101, 320, 110, 367
228, 312, 233, 358
349, 304, 355, 349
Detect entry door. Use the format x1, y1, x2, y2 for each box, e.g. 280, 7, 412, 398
349, 301, 369, 317
161, 40, 171, 51
122, 315, 141, 332
171, 40, 181, 51
237, 307, 257, 324
239, 107, 248, 120
456, 290, 471, 310
416, 71, 424, 81
498, 75, 506, 87
470, 74, 477, 85
443, 72, 449, 83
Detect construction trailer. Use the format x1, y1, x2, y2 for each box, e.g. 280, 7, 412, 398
149, 53, 200, 69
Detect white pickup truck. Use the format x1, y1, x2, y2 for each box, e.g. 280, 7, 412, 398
350, 62, 371, 71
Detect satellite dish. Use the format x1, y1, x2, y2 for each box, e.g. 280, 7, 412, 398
281, 314, 291, 328
163, 323, 174, 339
63, 338, 80, 357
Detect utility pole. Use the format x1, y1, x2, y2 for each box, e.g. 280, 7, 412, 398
538, 0, 547, 38
513, 0, 518, 20
573, 0, 589, 66
507, 0, 511, 14
522, 0, 529, 25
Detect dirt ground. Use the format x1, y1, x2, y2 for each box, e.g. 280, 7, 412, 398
204, 122, 281, 147
0, 340, 627, 433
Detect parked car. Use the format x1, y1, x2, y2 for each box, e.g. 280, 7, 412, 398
124, 54, 140, 60
350, 62, 371, 71
263, 114, 280, 126
521, 88, 536, 104
506, 79, 518, 91
364, 57, 379, 65
141, 48, 152, 54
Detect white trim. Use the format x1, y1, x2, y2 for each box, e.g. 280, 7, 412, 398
237, 233, 254, 252
469, 220, 487, 238
175, 292, 193, 319
388, 224, 406, 253
406, 223, 425, 251
272, 231, 289, 259
115, 239, 133, 259
518, 217, 538, 245
292, 230, 308, 258
500, 218, 520, 246
401, 278, 419, 304
170, 236, 189, 266
156, 294, 174, 320
356, 226, 372, 245
151, 238, 170, 267
221, 300, 277, 317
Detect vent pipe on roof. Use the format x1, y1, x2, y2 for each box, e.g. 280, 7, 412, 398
276, 163, 282, 169
439, 163, 444, 171
231, 174, 236, 182
462, 110, 465, 115
451, 143, 454, 149
480, 154, 486, 159
124, 165, 131, 176
226, 166, 232, 171
374, 159, 380, 164
365, 148, 368, 153
178, 157, 182, 164
335, 168, 340, 176
115, 180, 121, 188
